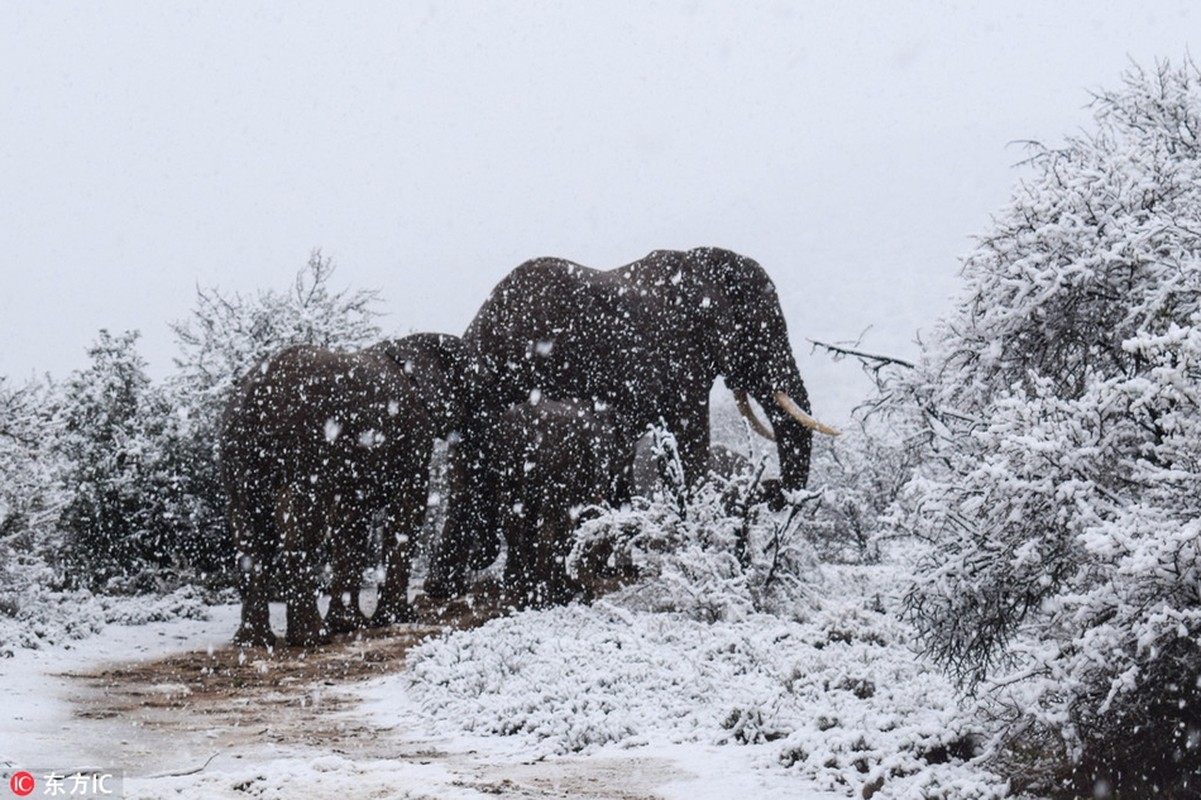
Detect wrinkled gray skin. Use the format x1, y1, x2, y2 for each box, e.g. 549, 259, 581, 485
220, 333, 465, 647
428, 247, 817, 598
495, 398, 622, 608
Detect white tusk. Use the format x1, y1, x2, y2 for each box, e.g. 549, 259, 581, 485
733, 391, 776, 442
773, 392, 842, 436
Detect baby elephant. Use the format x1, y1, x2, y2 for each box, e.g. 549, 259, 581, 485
495, 397, 623, 608
220, 333, 464, 647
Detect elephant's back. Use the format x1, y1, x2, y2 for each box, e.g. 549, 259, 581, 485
220, 346, 421, 475
466, 258, 597, 338
465, 258, 649, 407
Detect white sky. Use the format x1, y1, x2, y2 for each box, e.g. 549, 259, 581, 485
1, 1, 1196, 420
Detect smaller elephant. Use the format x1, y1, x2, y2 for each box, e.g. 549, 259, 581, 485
220, 333, 464, 647
495, 397, 623, 608
629, 435, 756, 496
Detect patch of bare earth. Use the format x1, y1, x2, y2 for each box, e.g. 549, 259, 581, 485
59, 587, 682, 798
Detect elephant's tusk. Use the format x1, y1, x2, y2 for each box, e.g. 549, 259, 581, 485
733, 391, 776, 442
774, 392, 842, 436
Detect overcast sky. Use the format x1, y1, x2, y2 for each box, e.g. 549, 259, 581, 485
2, 1, 1196, 420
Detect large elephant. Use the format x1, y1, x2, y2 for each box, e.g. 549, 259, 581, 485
427, 247, 838, 597
495, 397, 622, 608
220, 333, 465, 647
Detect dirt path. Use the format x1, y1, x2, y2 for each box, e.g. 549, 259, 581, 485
67, 624, 435, 761
57, 596, 685, 799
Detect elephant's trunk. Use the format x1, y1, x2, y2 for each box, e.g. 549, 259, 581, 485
756, 386, 816, 491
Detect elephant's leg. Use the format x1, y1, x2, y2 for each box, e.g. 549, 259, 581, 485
526, 514, 555, 609
497, 461, 526, 604
282, 556, 328, 647
426, 430, 501, 598
373, 477, 424, 626
325, 510, 371, 634
501, 499, 536, 608
676, 402, 713, 490
529, 482, 580, 608
231, 498, 277, 648
235, 558, 276, 647
277, 488, 329, 647
372, 527, 413, 626
542, 509, 583, 607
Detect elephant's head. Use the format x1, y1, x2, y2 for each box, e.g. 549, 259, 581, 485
689, 248, 839, 490
373, 333, 467, 439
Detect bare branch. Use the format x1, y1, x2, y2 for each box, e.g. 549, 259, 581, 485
809, 339, 915, 370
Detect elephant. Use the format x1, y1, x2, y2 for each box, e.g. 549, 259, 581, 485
630, 436, 755, 499
426, 247, 838, 597
220, 333, 465, 647
495, 397, 622, 608
631, 435, 792, 512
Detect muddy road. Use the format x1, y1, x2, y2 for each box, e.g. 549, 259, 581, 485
55, 595, 684, 799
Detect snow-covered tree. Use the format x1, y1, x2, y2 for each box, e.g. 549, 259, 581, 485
891, 59, 1201, 795
0, 377, 61, 540
56, 330, 176, 591
0, 376, 67, 612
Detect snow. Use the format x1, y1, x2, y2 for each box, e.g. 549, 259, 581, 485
384, 564, 1008, 798
0, 563, 1010, 799
0, 594, 843, 798
1, 603, 237, 772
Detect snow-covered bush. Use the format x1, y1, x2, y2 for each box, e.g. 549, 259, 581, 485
4, 253, 386, 608
891, 59, 1201, 796
803, 413, 925, 564
710, 385, 922, 565
0, 377, 62, 543
169, 250, 383, 420
569, 427, 821, 622
402, 566, 1010, 798
0, 585, 214, 654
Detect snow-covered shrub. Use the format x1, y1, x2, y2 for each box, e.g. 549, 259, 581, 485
710, 381, 922, 565
401, 565, 1010, 797
569, 427, 821, 622
169, 250, 383, 420
803, 412, 925, 564
891, 59, 1201, 796
0, 376, 63, 542
0, 585, 215, 654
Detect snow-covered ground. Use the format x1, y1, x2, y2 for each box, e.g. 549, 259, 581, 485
0, 565, 1010, 799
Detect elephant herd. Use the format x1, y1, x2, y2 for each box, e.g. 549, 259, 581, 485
219, 247, 839, 647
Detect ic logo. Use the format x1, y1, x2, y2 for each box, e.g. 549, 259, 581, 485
9, 771, 35, 797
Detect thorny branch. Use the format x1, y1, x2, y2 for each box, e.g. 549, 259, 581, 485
809, 339, 915, 372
